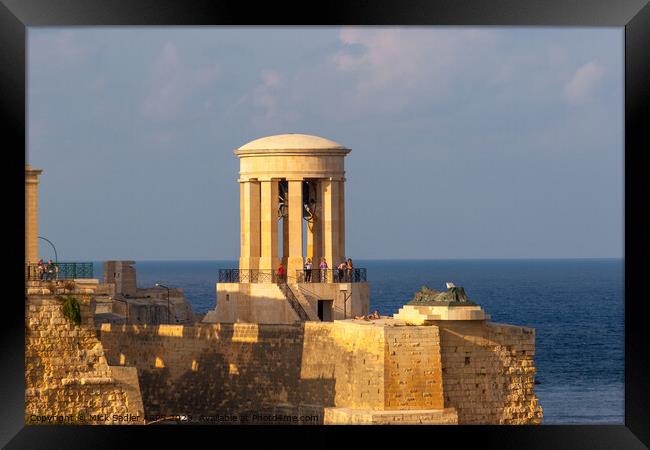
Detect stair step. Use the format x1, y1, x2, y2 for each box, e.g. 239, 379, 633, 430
288, 284, 320, 321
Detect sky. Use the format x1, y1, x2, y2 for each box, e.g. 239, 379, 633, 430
27, 27, 624, 261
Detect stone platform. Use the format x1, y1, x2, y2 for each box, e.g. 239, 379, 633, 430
393, 302, 490, 325
323, 407, 458, 424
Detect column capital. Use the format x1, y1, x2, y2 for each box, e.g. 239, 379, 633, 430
285, 177, 304, 182
25, 165, 43, 176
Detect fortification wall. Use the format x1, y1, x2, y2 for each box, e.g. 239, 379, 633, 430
383, 325, 445, 410
98, 318, 540, 424
25, 294, 144, 425
436, 320, 543, 424
300, 321, 386, 409
99, 320, 452, 423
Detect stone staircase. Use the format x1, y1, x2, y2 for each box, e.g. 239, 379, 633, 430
287, 283, 320, 321
277, 283, 314, 322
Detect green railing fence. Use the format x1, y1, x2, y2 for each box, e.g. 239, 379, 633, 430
25, 262, 94, 280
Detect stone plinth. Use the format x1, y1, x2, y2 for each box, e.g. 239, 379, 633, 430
207, 281, 370, 324
323, 407, 458, 424
393, 303, 490, 325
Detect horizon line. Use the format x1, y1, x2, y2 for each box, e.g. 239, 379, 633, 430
82, 256, 625, 262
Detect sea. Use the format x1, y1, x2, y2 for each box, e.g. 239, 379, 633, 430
93, 258, 624, 424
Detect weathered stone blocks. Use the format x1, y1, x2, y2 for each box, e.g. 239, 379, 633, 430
25, 294, 144, 424
98, 318, 541, 424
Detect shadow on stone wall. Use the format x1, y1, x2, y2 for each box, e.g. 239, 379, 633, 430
101, 323, 347, 424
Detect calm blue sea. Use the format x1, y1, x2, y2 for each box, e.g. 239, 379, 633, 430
93, 258, 624, 424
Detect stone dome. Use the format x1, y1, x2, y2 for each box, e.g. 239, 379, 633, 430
237, 134, 348, 151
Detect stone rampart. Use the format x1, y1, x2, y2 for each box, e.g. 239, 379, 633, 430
25, 294, 144, 425
98, 318, 542, 424
436, 321, 543, 424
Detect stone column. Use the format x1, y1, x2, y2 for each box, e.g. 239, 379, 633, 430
282, 217, 288, 269
259, 178, 280, 274
239, 180, 261, 271
287, 179, 304, 281
322, 178, 341, 281
307, 180, 322, 266
338, 179, 346, 261
239, 181, 246, 270
25, 165, 43, 264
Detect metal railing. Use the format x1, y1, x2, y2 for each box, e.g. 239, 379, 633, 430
295, 268, 367, 283
25, 262, 94, 281
218, 269, 276, 283
218, 268, 367, 284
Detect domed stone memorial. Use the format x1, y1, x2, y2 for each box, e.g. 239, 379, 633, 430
204, 134, 369, 324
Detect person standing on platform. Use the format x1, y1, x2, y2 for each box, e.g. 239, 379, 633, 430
46, 259, 57, 280
304, 258, 313, 282
36, 259, 45, 280
346, 258, 354, 282
277, 263, 285, 284
337, 260, 346, 282
319, 258, 328, 282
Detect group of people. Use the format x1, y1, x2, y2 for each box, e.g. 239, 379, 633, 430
274, 257, 357, 283
303, 257, 355, 283
355, 310, 381, 321
34, 259, 58, 280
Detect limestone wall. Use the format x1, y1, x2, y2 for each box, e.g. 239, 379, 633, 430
98, 318, 540, 424
103, 261, 137, 296
436, 320, 543, 424
99, 320, 454, 423
25, 294, 144, 425
212, 283, 300, 323
383, 325, 445, 410
295, 282, 369, 320
300, 322, 386, 409
210, 282, 369, 325
100, 321, 383, 420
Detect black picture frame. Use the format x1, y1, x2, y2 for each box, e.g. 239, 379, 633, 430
2, 0, 648, 448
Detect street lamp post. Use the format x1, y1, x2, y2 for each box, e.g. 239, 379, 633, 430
339, 283, 351, 319
38, 236, 58, 262
155, 283, 171, 324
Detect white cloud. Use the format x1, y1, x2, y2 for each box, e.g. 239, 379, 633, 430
238, 69, 300, 131
564, 61, 604, 106
252, 70, 282, 113
327, 28, 498, 117
141, 43, 220, 122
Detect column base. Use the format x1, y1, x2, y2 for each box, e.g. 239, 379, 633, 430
239, 258, 260, 271
258, 257, 280, 273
